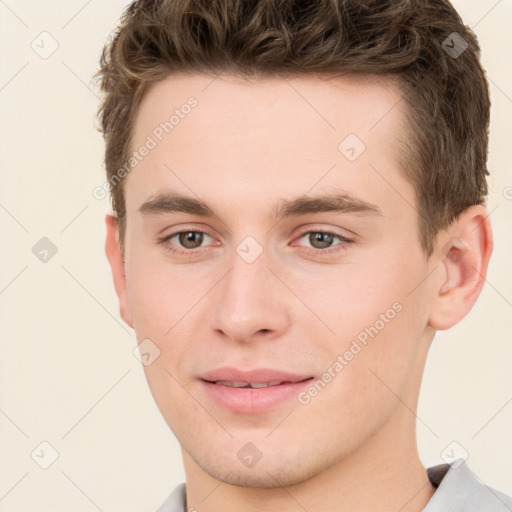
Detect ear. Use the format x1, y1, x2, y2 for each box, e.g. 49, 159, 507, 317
105, 214, 134, 329
429, 205, 493, 330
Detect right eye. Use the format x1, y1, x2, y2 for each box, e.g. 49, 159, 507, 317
158, 229, 216, 254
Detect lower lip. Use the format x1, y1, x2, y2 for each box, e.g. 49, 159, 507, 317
199, 378, 314, 414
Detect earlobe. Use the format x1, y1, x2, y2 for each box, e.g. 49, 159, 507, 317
429, 205, 493, 331
105, 214, 134, 329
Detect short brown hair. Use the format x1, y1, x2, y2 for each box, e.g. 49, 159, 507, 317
95, 0, 490, 257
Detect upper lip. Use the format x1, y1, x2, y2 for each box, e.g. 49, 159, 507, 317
200, 367, 313, 384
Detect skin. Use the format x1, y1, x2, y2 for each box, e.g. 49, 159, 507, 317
105, 72, 492, 512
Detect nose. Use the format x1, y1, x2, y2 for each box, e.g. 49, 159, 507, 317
208, 247, 291, 344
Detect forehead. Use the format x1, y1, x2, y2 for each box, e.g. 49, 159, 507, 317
132, 72, 405, 150
126, 72, 411, 221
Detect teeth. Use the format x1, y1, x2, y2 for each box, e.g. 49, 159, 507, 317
249, 382, 273, 388
215, 381, 250, 388
214, 380, 285, 388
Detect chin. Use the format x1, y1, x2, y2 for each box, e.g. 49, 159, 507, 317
188, 445, 332, 489
206, 464, 314, 489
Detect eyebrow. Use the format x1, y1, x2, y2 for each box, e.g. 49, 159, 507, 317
138, 191, 383, 219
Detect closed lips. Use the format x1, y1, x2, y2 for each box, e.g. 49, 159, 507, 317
199, 371, 316, 413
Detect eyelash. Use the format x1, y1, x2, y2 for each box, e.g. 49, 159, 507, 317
157, 228, 353, 257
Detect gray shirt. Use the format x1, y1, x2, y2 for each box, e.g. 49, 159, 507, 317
156, 460, 512, 511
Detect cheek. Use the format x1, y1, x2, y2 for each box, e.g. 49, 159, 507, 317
125, 254, 208, 386
317, 260, 429, 396
124, 250, 203, 336
311, 264, 405, 341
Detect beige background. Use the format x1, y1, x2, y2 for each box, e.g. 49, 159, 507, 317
0, 1, 511, 510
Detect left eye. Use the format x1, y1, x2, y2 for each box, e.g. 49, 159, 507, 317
296, 231, 350, 250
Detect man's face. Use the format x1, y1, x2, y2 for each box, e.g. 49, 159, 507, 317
120, 73, 436, 486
